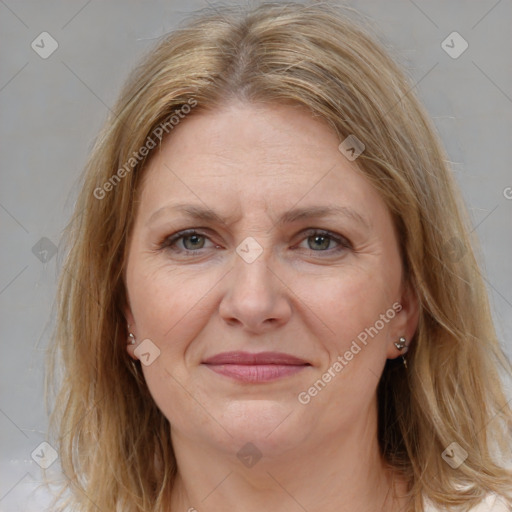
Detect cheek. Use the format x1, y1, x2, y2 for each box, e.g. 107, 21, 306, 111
128, 259, 205, 329
126, 258, 223, 374
298, 269, 396, 416
318, 263, 396, 346
129, 264, 207, 420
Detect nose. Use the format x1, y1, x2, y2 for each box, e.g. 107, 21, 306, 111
218, 243, 292, 334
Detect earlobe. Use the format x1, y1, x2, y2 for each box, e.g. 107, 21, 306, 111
387, 282, 420, 359
124, 306, 138, 360
126, 329, 139, 360
127, 346, 137, 360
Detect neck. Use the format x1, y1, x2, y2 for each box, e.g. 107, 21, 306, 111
168, 399, 410, 512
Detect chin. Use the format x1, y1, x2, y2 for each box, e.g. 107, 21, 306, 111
214, 399, 308, 453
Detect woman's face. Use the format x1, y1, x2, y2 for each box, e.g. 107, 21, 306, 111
124, 101, 418, 458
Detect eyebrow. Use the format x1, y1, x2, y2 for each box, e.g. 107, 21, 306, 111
146, 203, 371, 230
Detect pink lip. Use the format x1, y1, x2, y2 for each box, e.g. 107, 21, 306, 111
202, 351, 310, 383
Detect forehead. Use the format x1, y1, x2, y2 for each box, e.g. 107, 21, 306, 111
136, 102, 387, 226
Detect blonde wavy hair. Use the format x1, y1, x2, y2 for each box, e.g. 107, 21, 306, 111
46, 2, 512, 511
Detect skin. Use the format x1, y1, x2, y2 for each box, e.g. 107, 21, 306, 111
124, 101, 419, 512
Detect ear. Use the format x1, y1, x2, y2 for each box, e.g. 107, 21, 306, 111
124, 306, 138, 360
386, 280, 420, 359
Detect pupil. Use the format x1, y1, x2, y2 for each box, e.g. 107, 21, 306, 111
311, 235, 329, 250
185, 234, 203, 249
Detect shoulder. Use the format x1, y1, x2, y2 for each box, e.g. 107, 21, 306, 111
423, 494, 511, 511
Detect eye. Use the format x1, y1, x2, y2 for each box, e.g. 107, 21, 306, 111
295, 229, 352, 255
158, 228, 352, 257
159, 229, 216, 255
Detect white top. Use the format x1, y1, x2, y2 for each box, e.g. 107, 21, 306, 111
423, 494, 510, 511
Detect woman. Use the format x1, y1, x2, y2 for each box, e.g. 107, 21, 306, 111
47, 2, 512, 511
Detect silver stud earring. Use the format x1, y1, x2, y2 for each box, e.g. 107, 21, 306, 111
394, 337, 407, 351
394, 337, 408, 369
128, 332, 136, 345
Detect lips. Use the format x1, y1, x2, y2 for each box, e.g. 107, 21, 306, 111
202, 351, 310, 383
203, 351, 309, 365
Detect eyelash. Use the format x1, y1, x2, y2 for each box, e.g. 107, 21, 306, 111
158, 228, 352, 257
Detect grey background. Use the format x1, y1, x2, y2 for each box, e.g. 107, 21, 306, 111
1, 0, 511, 509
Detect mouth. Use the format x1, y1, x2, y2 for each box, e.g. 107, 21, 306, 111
201, 351, 311, 383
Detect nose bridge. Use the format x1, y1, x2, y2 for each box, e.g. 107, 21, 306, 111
232, 233, 277, 298
218, 232, 291, 331
228, 198, 288, 289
